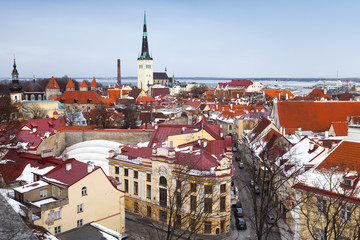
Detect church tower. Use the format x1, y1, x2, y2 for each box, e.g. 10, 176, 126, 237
137, 12, 153, 92
9, 57, 22, 103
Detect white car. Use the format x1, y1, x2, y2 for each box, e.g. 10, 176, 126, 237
239, 162, 244, 169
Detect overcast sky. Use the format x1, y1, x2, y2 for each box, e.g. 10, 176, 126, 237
1, 0, 360, 78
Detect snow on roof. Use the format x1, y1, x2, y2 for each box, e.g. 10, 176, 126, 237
66, 140, 122, 152
90, 222, 121, 239
14, 180, 49, 193
30, 198, 58, 208
16, 164, 55, 183
137, 141, 149, 148
0, 159, 15, 164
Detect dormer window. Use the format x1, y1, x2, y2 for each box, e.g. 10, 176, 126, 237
344, 178, 353, 187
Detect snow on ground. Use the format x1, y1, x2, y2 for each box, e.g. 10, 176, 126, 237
64, 140, 123, 175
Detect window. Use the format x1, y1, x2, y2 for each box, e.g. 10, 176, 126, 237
220, 196, 226, 212
54, 210, 61, 220
159, 176, 167, 187
316, 197, 326, 214
139, 65, 143, 69
147, 173, 151, 182
125, 179, 129, 193
124, 168, 128, 176
204, 221, 212, 234
176, 192, 182, 208
115, 166, 119, 174
159, 210, 167, 222
176, 214, 182, 226
159, 188, 167, 207
54, 226, 61, 234
228, 125, 232, 131
204, 185, 213, 194
77, 219, 83, 227
81, 187, 87, 196
59, 189, 63, 196
204, 198, 212, 213
190, 195, 196, 212
115, 177, 119, 181
314, 227, 324, 240
40, 189, 47, 198
134, 170, 138, 179
147, 185, 151, 199
134, 202, 139, 213
77, 204, 83, 213
147, 206, 152, 217
176, 180, 182, 189
169, 141, 173, 148
340, 205, 352, 222
190, 218, 196, 232
134, 181, 138, 195
220, 184, 226, 193
190, 182, 196, 192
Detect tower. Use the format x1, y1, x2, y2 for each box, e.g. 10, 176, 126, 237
137, 12, 153, 92
117, 59, 121, 85
9, 57, 22, 103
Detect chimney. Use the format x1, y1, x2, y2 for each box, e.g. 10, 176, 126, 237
309, 141, 314, 151
62, 154, 68, 161
230, 104, 233, 109
325, 131, 329, 138
324, 88, 327, 95
117, 59, 121, 85
286, 93, 288, 100
203, 141, 207, 148
87, 161, 95, 173
66, 162, 72, 171
189, 146, 193, 153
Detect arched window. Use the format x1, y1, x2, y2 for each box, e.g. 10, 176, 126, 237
31, 94, 35, 101
159, 176, 167, 187
82, 187, 87, 196
38, 95, 42, 100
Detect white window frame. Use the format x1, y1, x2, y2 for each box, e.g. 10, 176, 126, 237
54, 226, 61, 234
316, 197, 326, 214
81, 187, 87, 196
77, 219, 83, 227
40, 189, 47, 198
77, 203, 83, 213
340, 205, 352, 222
54, 210, 61, 220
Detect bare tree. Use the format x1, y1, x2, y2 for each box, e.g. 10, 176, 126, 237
296, 166, 360, 240
22, 103, 43, 119
121, 103, 138, 129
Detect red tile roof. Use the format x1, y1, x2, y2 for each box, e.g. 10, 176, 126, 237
307, 89, 331, 100
264, 89, 294, 99
46, 76, 60, 89
0, 151, 62, 184
175, 150, 220, 171
276, 101, 360, 134
58, 91, 103, 104
80, 80, 88, 88
248, 118, 272, 143
152, 88, 170, 97
137, 96, 155, 103
91, 77, 97, 87
43, 158, 101, 187
66, 78, 75, 88
331, 121, 348, 136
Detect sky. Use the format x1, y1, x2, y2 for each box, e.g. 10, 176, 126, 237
1, 0, 360, 79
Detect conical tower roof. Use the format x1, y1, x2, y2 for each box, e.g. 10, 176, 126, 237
91, 77, 97, 88
138, 12, 152, 60
80, 80, 88, 88
66, 78, 75, 88
46, 76, 60, 89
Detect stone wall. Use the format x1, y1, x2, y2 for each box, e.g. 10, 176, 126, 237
64, 129, 154, 147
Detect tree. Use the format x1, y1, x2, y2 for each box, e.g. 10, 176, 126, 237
88, 104, 122, 128
296, 166, 360, 240
239, 135, 302, 240
132, 161, 223, 240
22, 103, 43, 119
121, 103, 138, 129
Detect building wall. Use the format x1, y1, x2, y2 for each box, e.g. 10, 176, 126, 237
64, 129, 154, 147
137, 59, 153, 92
246, 82, 264, 93
46, 89, 60, 100
36, 132, 66, 157
236, 119, 261, 140
34, 168, 125, 235
21, 101, 66, 120
63, 103, 101, 113
167, 129, 215, 148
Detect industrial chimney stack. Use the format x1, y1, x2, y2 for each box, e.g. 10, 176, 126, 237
117, 59, 121, 85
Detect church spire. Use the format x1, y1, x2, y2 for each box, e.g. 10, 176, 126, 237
12, 56, 19, 80
138, 11, 152, 60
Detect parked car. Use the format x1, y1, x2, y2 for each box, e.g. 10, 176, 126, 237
232, 147, 237, 152
254, 185, 260, 194
233, 207, 244, 217
232, 199, 242, 209
239, 162, 244, 169
235, 156, 240, 161
236, 217, 247, 230
250, 180, 255, 187
266, 214, 276, 224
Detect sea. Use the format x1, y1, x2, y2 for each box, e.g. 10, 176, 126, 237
2, 76, 358, 96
